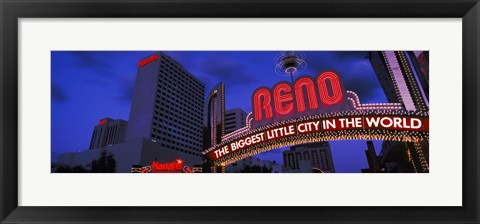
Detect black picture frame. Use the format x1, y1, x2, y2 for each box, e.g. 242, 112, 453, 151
1, 0, 479, 223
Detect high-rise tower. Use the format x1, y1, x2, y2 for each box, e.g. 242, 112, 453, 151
126, 52, 205, 157
89, 118, 128, 150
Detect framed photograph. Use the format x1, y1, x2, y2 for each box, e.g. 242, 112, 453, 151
1, 0, 479, 223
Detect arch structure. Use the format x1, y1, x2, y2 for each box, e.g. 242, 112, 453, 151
203, 91, 429, 167
203, 82, 225, 149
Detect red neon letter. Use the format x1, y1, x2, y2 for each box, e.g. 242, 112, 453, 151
317, 71, 343, 105
138, 54, 159, 67
273, 83, 294, 115
294, 77, 318, 112
253, 88, 273, 121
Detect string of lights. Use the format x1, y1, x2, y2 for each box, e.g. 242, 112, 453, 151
203, 109, 429, 166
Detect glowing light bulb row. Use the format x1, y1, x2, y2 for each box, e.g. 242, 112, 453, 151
221, 113, 253, 141
206, 109, 429, 154
204, 110, 429, 154
381, 52, 406, 107
397, 52, 427, 111
413, 141, 429, 172
346, 90, 402, 107
212, 127, 429, 166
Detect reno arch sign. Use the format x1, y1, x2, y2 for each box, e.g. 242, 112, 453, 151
252, 71, 345, 128
203, 71, 429, 166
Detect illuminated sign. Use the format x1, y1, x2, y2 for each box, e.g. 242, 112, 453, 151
151, 159, 184, 172
98, 119, 107, 125
183, 166, 192, 173
205, 112, 429, 163
133, 159, 194, 173
192, 166, 203, 173
131, 165, 142, 173
141, 166, 152, 173
138, 54, 159, 67
252, 71, 344, 126
203, 68, 429, 167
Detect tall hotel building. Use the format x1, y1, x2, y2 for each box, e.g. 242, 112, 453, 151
126, 52, 205, 157
57, 52, 206, 172
89, 118, 128, 150
224, 108, 247, 134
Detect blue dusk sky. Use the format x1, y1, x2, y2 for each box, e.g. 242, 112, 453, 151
51, 51, 387, 173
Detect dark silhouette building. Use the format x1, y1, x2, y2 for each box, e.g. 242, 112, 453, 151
203, 82, 225, 149
89, 118, 128, 150
361, 141, 382, 173
283, 142, 335, 173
